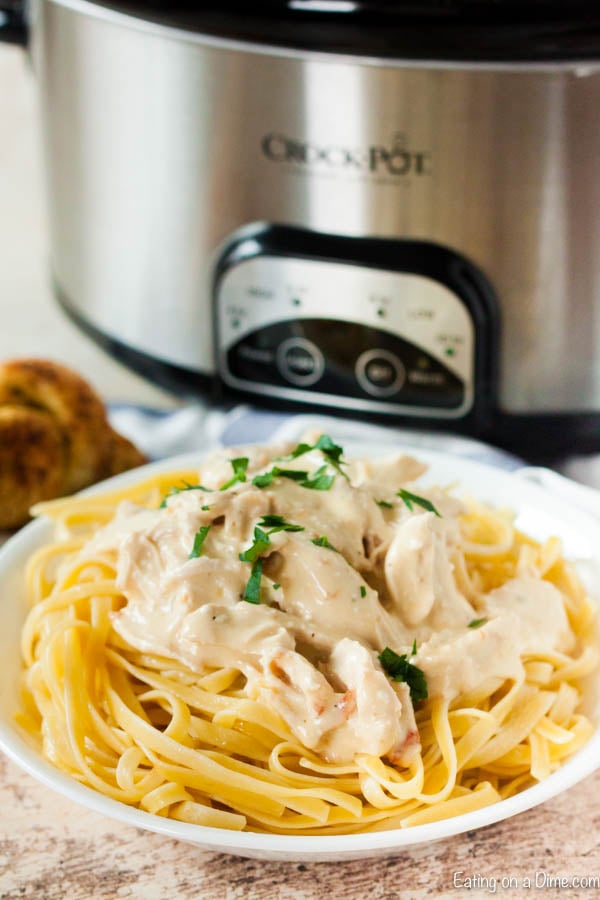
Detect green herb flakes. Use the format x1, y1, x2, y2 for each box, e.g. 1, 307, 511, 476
279, 434, 349, 480
252, 467, 309, 488
311, 535, 338, 552
243, 558, 263, 604
189, 525, 211, 559
468, 617, 488, 629
314, 434, 348, 480
239, 526, 271, 563
160, 482, 212, 508
252, 471, 275, 488
378, 646, 428, 704
257, 514, 304, 533
220, 457, 249, 491
285, 442, 314, 460
300, 465, 335, 491
252, 464, 334, 491
396, 488, 440, 517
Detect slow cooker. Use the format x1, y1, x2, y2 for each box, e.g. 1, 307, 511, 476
3, 1, 600, 457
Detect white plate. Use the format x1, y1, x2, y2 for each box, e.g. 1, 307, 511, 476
1, 447, 599, 862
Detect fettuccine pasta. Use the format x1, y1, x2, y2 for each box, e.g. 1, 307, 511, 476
16, 441, 598, 834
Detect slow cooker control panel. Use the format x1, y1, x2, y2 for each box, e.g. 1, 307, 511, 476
215, 254, 475, 418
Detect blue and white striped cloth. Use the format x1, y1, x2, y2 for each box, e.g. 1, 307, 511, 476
108, 402, 522, 471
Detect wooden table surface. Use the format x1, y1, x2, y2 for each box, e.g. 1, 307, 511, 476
1, 754, 599, 900
1, 536, 599, 900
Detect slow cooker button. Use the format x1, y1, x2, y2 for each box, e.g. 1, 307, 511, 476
356, 349, 405, 397
276, 337, 325, 387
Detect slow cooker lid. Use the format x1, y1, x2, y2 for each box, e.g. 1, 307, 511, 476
86, 0, 600, 62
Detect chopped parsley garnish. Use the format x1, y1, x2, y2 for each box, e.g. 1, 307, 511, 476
272, 582, 281, 590
239, 526, 271, 563
360, 585, 367, 598
396, 488, 441, 517
300, 465, 335, 491
252, 464, 334, 491
376, 499, 393, 509
275, 468, 310, 482
312, 535, 338, 552
201, 505, 211, 511
285, 442, 313, 460
314, 433, 342, 459
189, 525, 211, 559
220, 457, 249, 491
468, 617, 488, 629
313, 434, 349, 480
252, 472, 274, 488
279, 434, 349, 480
378, 646, 428, 704
160, 482, 212, 507
411, 638, 418, 656
239, 518, 303, 596
243, 558, 263, 604
252, 467, 309, 488
257, 514, 304, 533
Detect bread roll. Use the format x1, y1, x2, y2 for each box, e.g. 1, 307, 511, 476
0, 406, 64, 530
0, 359, 147, 529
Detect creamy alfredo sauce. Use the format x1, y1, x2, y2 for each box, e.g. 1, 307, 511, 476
83, 442, 575, 765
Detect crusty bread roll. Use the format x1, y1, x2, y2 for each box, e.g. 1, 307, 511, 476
0, 359, 147, 529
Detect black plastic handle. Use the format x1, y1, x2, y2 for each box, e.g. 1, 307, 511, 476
0, 1, 27, 44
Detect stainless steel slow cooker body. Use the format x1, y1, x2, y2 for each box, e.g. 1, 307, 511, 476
8, 0, 600, 454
